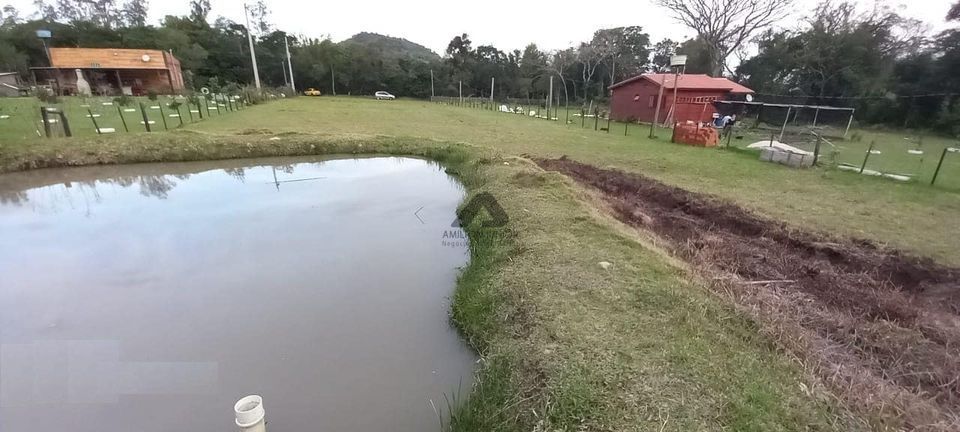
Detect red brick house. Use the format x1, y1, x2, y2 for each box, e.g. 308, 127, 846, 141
608, 74, 754, 124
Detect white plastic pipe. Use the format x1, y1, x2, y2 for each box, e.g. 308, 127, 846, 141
235, 395, 266, 432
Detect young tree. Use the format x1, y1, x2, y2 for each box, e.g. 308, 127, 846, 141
656, 0, 794, 76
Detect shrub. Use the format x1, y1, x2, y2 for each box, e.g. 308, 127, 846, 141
32, 87, 60, 104
113, 94, 133, 106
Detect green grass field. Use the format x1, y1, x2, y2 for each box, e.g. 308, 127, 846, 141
728, 124, 960, 187
1, 96, 958, 430
0, 94, 241, 140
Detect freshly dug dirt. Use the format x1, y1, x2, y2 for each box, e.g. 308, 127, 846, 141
537, 157, 960, 430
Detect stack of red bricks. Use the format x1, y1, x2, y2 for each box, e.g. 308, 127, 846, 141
671, 123, 719, 147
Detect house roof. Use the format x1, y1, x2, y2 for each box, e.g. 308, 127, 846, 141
48, 48, 175, 70
609, 73, 754, 93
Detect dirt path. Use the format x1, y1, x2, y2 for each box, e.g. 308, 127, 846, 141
537, 157, 960, 430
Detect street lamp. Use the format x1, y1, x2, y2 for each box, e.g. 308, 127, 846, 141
667, 55, 687, 126
649, 54, 687, 138
36, 29, 52, 66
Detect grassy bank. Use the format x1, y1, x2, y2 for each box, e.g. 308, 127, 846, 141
0, 129, 857, 430
6, 96, 952, 264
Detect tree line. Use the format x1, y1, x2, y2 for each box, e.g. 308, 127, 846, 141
1, 0, 959, 134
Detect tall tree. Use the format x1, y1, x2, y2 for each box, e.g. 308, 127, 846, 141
445, 33, 474, 91
676, 37, 713, 75
121, 0, 148, 27
650, 39, 678, 72
31, 0, 58, 20
590, 26, 650, 92
1, 4, 21, 26
246, 0, 270, 35
576, 42, 602, 101
548, 48, 575, 104
54, 0, 123, 28
188, 0, 209, 23
656, 0, 794, 76
518, 43, 547, 97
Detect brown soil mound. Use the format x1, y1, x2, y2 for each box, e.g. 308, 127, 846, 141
537, 157, 960, 429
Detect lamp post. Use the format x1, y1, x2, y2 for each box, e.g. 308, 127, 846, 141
36, 30, 52, 66
668, 55, 687, 126
650, 55, 686, 138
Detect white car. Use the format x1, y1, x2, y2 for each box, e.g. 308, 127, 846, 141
374, 91, 396, 100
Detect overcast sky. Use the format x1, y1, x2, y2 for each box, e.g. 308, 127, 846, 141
7, 0, 958, 54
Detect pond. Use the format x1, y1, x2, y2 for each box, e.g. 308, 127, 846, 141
0, 156, 476, 432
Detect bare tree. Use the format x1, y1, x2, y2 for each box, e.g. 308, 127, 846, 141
549, 48, 575, 106
576, 42, 603, 101
656, 0, 794, 76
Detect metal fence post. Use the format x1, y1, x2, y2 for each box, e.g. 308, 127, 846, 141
931, 147, 948, 186
59, 110, 71, 137
139, 102, 151, 132
158, 105, 168, 130
87, 108, 101, 134
40, 107, 52, 138
116, 105, 129, 132
813, 135, 822, 165
860, 141, 875, 174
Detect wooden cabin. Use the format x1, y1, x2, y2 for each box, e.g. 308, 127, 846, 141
31, 48, 185, 96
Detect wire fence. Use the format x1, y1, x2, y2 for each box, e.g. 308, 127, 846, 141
0, 90, 287, 140
432, 93, 960, 190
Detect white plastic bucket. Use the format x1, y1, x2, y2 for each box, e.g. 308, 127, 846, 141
234, 395, 266, 432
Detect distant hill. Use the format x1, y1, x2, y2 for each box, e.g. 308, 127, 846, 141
339, 32, 440, 63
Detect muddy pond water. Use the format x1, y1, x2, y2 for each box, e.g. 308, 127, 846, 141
0, 156, 476, 432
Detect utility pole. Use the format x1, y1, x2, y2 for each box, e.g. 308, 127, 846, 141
281, 61, 288, 86
284, 33, 296, 93
243, 3, 261, 89
331, 67, 336, 95
459, 81, 462, 105
490, 77, 495, 103
430, 70, 435, 99
650, 73, 666, 138
548, 76, 554, 119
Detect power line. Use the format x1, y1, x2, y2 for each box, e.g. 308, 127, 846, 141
752, 92, 959, 100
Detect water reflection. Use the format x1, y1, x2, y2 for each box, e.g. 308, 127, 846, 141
0, 156, 475, 432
